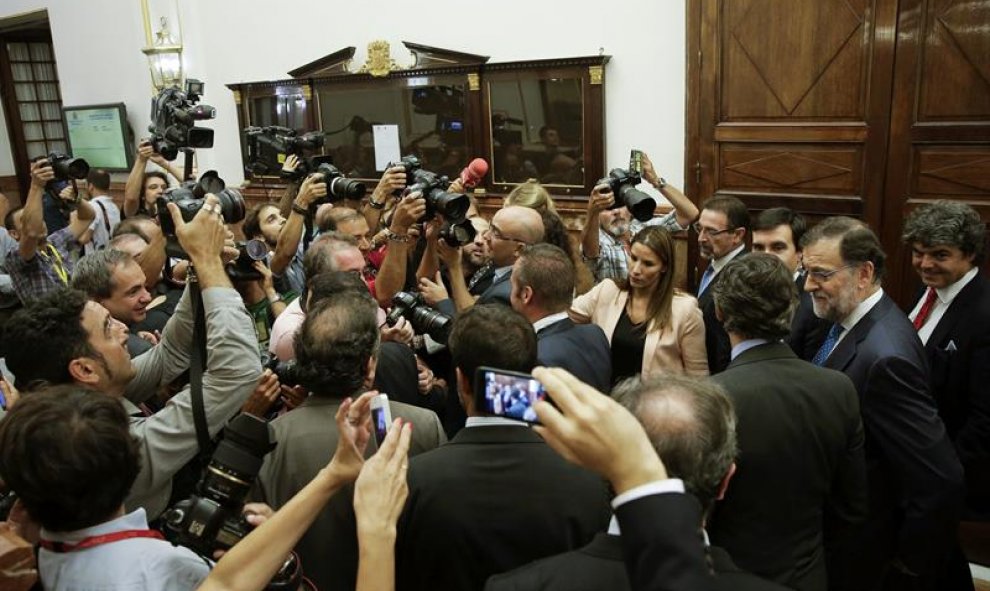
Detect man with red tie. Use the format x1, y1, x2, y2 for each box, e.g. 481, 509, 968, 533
902, 201, 990, 526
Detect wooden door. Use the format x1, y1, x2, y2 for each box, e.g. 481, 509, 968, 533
687, 0, 900, 281
881, 0, 990, 306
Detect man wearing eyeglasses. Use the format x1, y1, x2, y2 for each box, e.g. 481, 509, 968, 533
695, 196, 750, 374
800, 216, 963, 591
474, 206, 545, 307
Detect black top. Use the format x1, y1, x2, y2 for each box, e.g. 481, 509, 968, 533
611, 307, 647, 386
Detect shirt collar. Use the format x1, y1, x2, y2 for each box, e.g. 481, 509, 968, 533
730, 338, 770, 360
840, 287, 885, 333
935, 267, 978, 304
465, 416, 529, 428
607, 515, 711, 547
533, 311, 569, 333
493, 265, 513, 281
41, 508, 147, 543
711, 244, 746, 273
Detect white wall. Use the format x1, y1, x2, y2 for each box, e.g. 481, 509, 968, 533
0, 0, 686, 191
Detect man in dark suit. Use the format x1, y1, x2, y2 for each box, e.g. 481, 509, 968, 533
487, 371, 787, 591
510, 243, 612, 392
902, 201, 989, 591
706, 254, 867, 591
255, 289, 446, 591
801, 217, 965, 591
476, 205, 546, 306
395, 305, 611, 591
695, 196, 749, 374
752, 207, 829, 360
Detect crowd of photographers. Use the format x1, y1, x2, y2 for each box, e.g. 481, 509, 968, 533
0, 87, 986, 591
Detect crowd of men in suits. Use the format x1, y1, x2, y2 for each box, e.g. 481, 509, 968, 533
0, 147, 986, 591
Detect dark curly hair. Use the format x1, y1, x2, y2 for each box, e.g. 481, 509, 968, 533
4, 288, 98, 390
902, 200, 986, 266
0, 385, 140, 531
293, 290, 380, 397
713, 253, 797, 340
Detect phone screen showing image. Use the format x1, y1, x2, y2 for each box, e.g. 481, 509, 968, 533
372, 404, 389, 445
480, 369, 547, 424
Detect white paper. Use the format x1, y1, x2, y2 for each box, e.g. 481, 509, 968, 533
373, 124, 401, 171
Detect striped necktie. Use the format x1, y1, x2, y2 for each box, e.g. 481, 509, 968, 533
812, 323, 845, 366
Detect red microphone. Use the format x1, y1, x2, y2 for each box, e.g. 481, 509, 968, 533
458, 158, 489, 189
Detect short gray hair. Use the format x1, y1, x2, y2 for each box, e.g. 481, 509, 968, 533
713, 253, 796, 341
613, 374, 737, 514
902, 200, 986, 265
71, 249, 134, 299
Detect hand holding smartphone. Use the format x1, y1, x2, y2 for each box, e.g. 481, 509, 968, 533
475, 366, 549, 424
370, 393, 392, 445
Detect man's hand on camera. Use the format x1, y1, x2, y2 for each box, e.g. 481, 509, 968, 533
418, 271, 449, 306
296, 174, 327, 210
242, 369, 280, 418
281, 154, 300, 175
640, 152, 661, 187
380, 316, 414, 346
588, 185, 614, 216
327, 391, 376, 482
167, 194, 228, 287
532, 367, 669, 495
279, 384, 307, 411
220, 227, 239, 265
58, 184, 77, 203
29, 160, 54, 189
436, 238, 461, 270
390, 193, 426, 236
373, 165, 406, 200
137, 140, 155, 162
210, 503, 275, 559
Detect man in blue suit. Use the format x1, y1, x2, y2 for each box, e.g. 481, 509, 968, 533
510, 243, 612, 393
801, 217, 964, 591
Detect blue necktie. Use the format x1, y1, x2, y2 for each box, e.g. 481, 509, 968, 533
812, 324, 844, 366
698, 264, 715, 296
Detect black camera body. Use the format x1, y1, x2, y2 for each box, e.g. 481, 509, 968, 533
386, 291, 453, 344
156, 170, 245, 257
149, 79, 216, 161
311, 162, 367, 203
598, 168, 657, 222
391, 155, 472, 246
244, 126, 327, 180
163, 413, 276, 556
226, 239, 269, 282
46, 151, 90, 181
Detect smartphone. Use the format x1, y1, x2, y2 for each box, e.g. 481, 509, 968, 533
370, 393, 392, 445
629, 149, 644, 174
475, 366, 548, 424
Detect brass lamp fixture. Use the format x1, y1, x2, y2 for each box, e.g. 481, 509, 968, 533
140, 0, 183, 91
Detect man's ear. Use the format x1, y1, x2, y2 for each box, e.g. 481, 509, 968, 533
67, 357, 102, 387
522, 285, 534, 307
364, 354, 378, 389
455, 367, 474, 415
714, 302, 724, 323
716, 462, 737, 501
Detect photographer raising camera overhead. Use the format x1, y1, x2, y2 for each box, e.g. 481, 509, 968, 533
4, 191, 262, 520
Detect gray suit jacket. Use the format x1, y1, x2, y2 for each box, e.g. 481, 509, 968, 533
122, 287, 262, 519
257, 396, 446, 591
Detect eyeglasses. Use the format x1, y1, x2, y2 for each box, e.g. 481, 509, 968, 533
800, 264, 858, 282
692, 222, 735, 237
487, 224, 528, 244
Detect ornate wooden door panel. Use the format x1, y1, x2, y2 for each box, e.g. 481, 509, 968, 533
691, 0, 900, 230
881, 0, 990, 305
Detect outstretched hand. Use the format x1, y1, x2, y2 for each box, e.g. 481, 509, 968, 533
328, 391, 376, 482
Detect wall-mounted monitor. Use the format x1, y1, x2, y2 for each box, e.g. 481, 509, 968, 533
62, 103, 134, 172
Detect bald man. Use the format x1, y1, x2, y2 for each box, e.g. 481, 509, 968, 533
470, 205, 544, 307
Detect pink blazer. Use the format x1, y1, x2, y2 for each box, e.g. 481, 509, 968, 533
569, 279, 709, 378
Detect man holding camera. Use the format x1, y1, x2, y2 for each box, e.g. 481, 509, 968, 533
4, 159, 94, 303
4, 194, 261, 519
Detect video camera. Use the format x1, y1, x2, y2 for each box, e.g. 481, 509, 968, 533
156, 170, 245, 257
149, 79, 216, 161
597, 168, 657, 222
386, 291, 453, 344
392, 155, 474, 246
243, 126, 329, 181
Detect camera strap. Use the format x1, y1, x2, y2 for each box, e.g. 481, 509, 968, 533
39, 529, 165, 553
188, 283, 211, 454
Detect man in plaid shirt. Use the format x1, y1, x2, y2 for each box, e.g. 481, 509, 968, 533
4, 158, 93, 303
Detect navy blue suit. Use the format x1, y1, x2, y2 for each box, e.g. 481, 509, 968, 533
536, 317, 612, 393
823, 293, 964, 590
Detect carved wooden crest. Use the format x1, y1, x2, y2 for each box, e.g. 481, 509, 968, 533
358, 40, 401, 77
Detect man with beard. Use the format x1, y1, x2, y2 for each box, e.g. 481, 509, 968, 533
581, 152, 698, 283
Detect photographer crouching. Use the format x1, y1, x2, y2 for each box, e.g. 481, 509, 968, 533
3, 193, 262, 520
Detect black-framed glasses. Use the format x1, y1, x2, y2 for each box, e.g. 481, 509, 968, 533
800, 264, 858, 282
691, 222, 735, 237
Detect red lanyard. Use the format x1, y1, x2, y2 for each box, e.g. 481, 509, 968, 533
39, 529, 164, 553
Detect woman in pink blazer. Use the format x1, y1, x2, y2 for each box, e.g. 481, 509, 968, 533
570, 226, 709, 385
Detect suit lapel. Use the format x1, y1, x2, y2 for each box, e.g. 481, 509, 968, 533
926, 275, 985, 351
825, 295, 889, 372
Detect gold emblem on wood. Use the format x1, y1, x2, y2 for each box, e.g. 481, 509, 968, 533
358, 40, 401, 77
588, 65, 603, 85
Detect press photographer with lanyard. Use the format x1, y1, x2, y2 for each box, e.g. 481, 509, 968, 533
3, 158, 94, 303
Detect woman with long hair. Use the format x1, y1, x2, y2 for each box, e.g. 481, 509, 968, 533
570, 226, 708, 385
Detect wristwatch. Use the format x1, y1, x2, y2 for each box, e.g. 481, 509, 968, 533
655, 177, 667, 190
386, 229, 411, 243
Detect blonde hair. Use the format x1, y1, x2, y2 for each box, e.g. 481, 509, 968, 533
504, 179, 557, 214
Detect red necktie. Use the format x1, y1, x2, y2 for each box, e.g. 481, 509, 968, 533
913, 288, 938, 330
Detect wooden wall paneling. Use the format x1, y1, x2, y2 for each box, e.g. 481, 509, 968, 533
881, 0, 990, 307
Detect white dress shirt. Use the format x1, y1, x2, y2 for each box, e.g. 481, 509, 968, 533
908, 267, 979, 345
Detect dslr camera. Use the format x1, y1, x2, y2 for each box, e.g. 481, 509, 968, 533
310, 162, 367, 204
156, 170, 245, 256
149, 79, 216, 161
597, 168, 657, 222
45, 151, 90, 181
392, 155, 474, 246
243, 126, 328, 180
226, 239, 269, 282
386, 291, 453, 344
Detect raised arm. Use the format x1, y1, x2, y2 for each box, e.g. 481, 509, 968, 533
124, 140, 153, 218
581, 184, 613, 261
641, 152, 698, 228
272, 174, 325, 276
17, 160, 54, 261
375, 196, 426, 307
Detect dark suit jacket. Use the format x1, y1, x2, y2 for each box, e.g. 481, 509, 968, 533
396, 425, 611, 591
536, 317, 612, 393
485, 530, 789, 591
698, 250, 747, 374
709, 342, 867, 591
374, 341, 421, 406
255, 396, 446, 591
477, 269, 513, 306
787, 274, 831, 361
823, 293, 964, 588
915, 273, 990, 517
